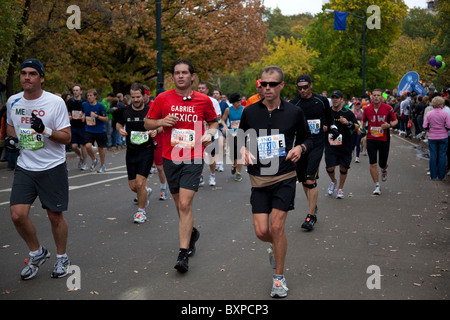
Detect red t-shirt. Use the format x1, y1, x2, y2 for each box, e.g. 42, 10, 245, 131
362, 102, 397, 141
146, 89, 217, 161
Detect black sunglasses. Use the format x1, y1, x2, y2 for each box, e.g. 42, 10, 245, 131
297, 84, 310, 91
260, 81, 282, 88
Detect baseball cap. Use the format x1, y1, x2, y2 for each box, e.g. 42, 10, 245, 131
20, 59, 45, 77
331, 90, 343, 98
296, 74, 312, 84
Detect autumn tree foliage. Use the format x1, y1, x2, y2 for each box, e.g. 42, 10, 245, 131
3, 0, 267, 95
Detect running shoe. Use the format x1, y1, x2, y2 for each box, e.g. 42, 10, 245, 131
174, 250, 189, 273
89, 158, 99, 172
301, 213, 317, 230
327, 181, 336, 196
80, 163, 89, 171
187, 227, 200, 257
159, 188, 168, 200
231, 166, 236, 175
381, 169, 388, 182
235, 172, 242, 182
267, 244, 276, 269
133, 211, 147, 223
270, 276, 288, 298
51, 255, 71, 278
355, 157, 360, 163
373, 186, 381, 195
216, 163, 224, 172
77, 159, 84, 169
336, 189, 344, 199
209, 175, 216, 186
97, 165, 106, 173
21, 247, 51, 280
199, 175, 205, 186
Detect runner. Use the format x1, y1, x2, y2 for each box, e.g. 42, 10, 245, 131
145, 58, 218, 273
67, 85, 88, 170
82, 89, 108, 173
116, 83, 159, 223
239, 65, 312, 298
360, 89, 398, 195
6, 58, 72, 280
290, 74, 332, 230
198, 82, 222, 186
221, 92, 244, 181
324, 90, 358, 199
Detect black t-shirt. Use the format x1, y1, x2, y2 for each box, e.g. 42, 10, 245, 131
239, 99, 312, 177
115, 105, 154, 151
328, 106, 358, 151
67, 97, 86, 128
290, 93, 332, 141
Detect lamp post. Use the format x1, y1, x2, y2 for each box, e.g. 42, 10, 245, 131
156, 0, 164, 93
325, 9, 367, 97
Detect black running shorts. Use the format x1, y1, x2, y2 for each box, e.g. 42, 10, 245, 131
250, 177, 296, 213
163, 158, 204, 194
296, 139, 324, 182
126, 147, 154, 180
367, 139, 390, 168
324, 144, 352, 169
10, 162, 69, 212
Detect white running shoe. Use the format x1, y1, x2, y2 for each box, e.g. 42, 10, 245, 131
336, 189, 344, 199
134, 211, 147, 223
373, 186, 381, 195
271, 276, 288, 298
209, 175, 216, 186
381, 169, 388, 182
328, 181, 336, 196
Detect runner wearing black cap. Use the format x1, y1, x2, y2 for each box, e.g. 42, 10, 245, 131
290, 74, 332, 230
325, 90, 358, 199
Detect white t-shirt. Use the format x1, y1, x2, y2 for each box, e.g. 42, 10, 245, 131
7, 91, 71, 171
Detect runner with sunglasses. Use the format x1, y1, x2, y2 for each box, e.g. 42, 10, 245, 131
290, 74, 333, 230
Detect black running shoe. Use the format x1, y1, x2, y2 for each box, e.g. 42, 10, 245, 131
174, 250, 189, 273
301, 214, 317, 230
187, 227, 200, 257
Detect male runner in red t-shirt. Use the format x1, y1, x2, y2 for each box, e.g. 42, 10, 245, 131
361, 89, 398, 195
145, 58, 218, 273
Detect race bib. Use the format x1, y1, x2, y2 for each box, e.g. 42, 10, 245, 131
328, 133, 343, 146
71, 110, 83, 120
130, 131, 149, 145
18, 127, 44, 150
171, 128, 195, 148
257, 134, 286, 160
370, 126, 383, 138
307, 119, 321, 135
86, 116, 96, 126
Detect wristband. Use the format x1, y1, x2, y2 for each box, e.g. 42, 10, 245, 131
43, 127, 53, 138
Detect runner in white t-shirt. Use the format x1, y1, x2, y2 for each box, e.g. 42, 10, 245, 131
6, 59, 72, 280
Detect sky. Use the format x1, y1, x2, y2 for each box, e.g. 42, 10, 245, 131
263, 0, 429, 16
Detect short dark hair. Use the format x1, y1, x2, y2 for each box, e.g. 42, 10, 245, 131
171, 58, 195, 75
130, 83, 145, 95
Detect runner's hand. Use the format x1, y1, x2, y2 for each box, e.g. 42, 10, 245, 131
330, 125, 340, 140
5, 136, 19, 153
240, 146, 255, 166
31, 113, 45, 133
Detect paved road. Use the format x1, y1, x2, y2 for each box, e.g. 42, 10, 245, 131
0, 135, 448, 302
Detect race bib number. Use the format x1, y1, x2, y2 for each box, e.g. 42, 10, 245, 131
86, 116, 96, 126
370, 126, 383, 138
328, 133, 343, 146
71, 110, 83, 120
307, 119, 321, 135
171, 128, 195, 148
130, 131, 149, 145
19, 127, 44, 150
257, 134, 286, 160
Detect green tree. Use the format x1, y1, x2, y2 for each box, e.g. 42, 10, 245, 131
305, 0, 408, 97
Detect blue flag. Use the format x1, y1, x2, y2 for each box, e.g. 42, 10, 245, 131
334, 11, 347, 31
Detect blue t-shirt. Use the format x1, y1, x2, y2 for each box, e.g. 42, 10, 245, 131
82, 101, 106, 133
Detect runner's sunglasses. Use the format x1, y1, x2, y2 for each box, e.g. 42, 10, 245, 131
260, 81, 282, 88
